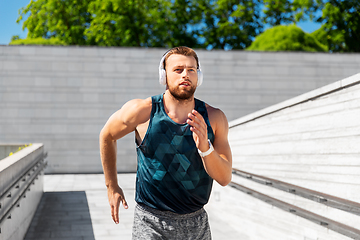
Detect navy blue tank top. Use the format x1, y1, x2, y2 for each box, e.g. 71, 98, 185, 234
135, 94, 215, 214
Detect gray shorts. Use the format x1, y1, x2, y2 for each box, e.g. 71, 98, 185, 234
132, 203, 212, 240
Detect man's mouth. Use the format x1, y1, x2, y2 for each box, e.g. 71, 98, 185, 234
180, 81, 191, 86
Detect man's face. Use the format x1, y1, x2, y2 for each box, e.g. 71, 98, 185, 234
165, 54, 198, 100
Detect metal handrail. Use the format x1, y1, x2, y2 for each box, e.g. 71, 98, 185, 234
0, 153, 47, 225
229, 181, 360, 239
0, 152, 47, 199
232, 168, 360, 216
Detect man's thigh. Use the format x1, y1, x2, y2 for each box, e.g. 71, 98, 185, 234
132, 204, 211, 240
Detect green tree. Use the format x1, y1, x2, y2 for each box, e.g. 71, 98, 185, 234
14, 0, 204, 48
162, 0, 204, 48
262, 0, 322, 26
247, 24, 328, 52
310, 25, 344, 52
316, 0, 360, 52
18, 0, 355, 51
85, 0, 203, 47
201, 0, 263, 50
16, 0, 92, 45
10, 37, 67, 45
84, 0, 153, 46
262, 0, 294, 25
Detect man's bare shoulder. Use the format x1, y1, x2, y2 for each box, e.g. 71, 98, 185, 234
205, 104, 226, 120
124, 97, 152, 111
103, 97, 152, 139
121, 97, 152, 123
205, 104, 228, 132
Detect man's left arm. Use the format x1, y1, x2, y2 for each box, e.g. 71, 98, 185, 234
187, 108, 232, 186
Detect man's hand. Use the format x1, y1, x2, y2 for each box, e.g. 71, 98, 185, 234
107, 185, 128, 224
187, 107, 232, 186
187, 109, 209, 152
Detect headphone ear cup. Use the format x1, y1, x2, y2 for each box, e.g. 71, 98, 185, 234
159, 53, 167, 85
197, 70, 203, 86
159, 69, 166, 85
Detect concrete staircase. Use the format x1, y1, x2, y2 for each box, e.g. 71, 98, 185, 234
226, 73, 360, 239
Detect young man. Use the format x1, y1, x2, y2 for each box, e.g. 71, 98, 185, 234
99, 46, 232, 239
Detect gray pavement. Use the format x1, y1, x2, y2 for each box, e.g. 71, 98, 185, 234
25, 174, 243, 240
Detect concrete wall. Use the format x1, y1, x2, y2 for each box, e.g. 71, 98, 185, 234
0, 45, 359, 173
226, 73, 360, 239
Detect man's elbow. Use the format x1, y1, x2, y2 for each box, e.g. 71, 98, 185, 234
217, 173, 232, 187
99, 127, 113, 144
99, 128, 106, 142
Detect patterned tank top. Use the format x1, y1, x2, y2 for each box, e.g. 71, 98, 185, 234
135, 94, 215, 214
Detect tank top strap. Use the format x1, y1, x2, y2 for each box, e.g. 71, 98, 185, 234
151, 94, 163, 105
151, 94, 163, 113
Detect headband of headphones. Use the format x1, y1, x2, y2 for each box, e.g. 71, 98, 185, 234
158, 49, 203, 86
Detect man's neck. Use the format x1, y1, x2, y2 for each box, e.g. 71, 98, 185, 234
163, 91, 195, 124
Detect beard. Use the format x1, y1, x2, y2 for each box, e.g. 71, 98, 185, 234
168, 83, 196, 101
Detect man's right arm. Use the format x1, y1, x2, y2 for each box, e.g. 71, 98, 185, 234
99, 98, 151, 224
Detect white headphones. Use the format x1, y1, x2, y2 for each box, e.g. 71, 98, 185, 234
158, 49, 203, 86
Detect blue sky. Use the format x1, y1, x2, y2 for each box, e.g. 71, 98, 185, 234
0, 0, 322, 46
0, 0, 30, 45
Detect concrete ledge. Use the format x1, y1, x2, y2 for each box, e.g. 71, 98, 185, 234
229, 73, 360, 128
0, 144, 25, 160
0, 143, 45, 240
0, 144, 43, 194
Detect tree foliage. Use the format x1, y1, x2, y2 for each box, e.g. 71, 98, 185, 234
15, 0, 205, 48
247, 24, 327, 52
12, 0, 360, 52
15, 0, 265, 49
84, 0, 156, 46
85, 0, 203, 48
262, 0, 322, 25
316, 0, 360, 52
262, 0, 294, 25
159, 0, 204, 48
251, 0, 360, 52
200, 0, 263, 49
17, 0, 92, 45
10, 37, 67, 45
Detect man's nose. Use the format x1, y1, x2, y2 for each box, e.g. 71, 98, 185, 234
182, 69, 189, 78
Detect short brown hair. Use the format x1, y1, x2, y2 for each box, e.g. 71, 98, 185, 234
163, 46, 199, 69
